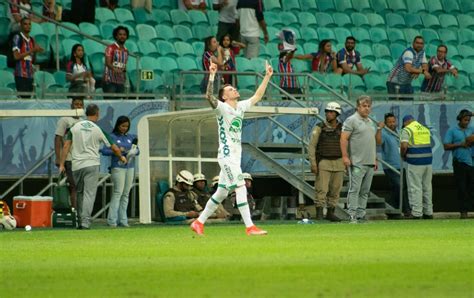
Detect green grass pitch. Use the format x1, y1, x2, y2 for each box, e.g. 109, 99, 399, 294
1, 220, 472, 297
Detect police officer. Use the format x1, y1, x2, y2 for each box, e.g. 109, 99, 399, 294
191, 173, 229, 219
308, 102, 344, 222
163, 170, 202, 222
400, 115, 433, 219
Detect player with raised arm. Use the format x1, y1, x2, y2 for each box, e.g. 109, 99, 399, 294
191, 60, 273, 236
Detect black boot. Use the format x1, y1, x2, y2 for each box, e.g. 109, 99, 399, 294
325, 207, 341, 222
315, 207, 324, 220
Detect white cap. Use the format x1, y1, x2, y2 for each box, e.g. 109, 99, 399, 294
193, 173, 206, 182
242, 173, 253, 181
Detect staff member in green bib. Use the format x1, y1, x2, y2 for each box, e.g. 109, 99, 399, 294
400, 115, 433, 220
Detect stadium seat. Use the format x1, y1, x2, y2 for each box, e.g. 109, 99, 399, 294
356, 43, 375, 61
325, 74, 343, 90
173, 25, 196, 42
192, 25, 212, 41
264, 11, 284, 29
351, 28, 371, 44
133, 8, 156, 26
264, 0, 282, 12
280, 12, 300, 28
453, 74, 472, 91
390, 44, 406, 60
155, 24, 177, 42
387, 28, 407, 46
123, 40, 138, 55
373, 44, 391, 60
364, 73, 386, 91
333, 13, 352, 28
181, 73, 202, 94
153, 0, 173, 10
441, 0, 461, 15
315, 12, 336, 27
236, 57, 254, 72
0, 17, 10, 44
404, 13, 424, 29
316, 0, 336, 12
458, 29, 474, 46
334, 27, 351, 44
407, 0, 427, 14
99, 23, 114, 39
421, 14, 441, 29
335, 0, 354, 13
53, 71, 67, 87
34, 71, 59, 90
375, 59, 394, 74
192, 41, 205, 57
459, 0, 474, 12
188, 10, 208, 26
267, 42, 281, 57
137, 40, 159, 58
421, 29, 442, 46
317, 28, 336, 43
136, 24, 158, 42
0, 87, 15, 100
448, 46, 462, 61
303, 42, 318, 54
0, 70, 14, 88
351, 13, 370, 28
425, 44, 438, 58
95, 7, 117, 25
300, 27, 319, 44
60, 22, 81, 42
438, 14, 459, 29
367, 13, 385, 28
151, 9, 172, 26
79, 23, 101, 39
114, 8, 136, 27
297, 12, 317, 29
369, 28, 389, 46
88, 53, 105, 80
458, 15, 474, 30
83, 39, 107, 56
238, 75, 257, 90
174, 41, 195, 58
387, 0, 407, 13
34, 35, 51, 64
155, 40, 178, 57
385, 13, 406, 29
343, 74, 366, 92
157, 57, 179, 73
250, 57, 267, 73
0, 55, 6, 70
207, 10, 219, 26
30, 22, 44, 37
282, 0, 301, 12
176, 56, 199, 71
425, 0, 444, 15
352, 0, 373, 13
370, 0, 390, 16
404, 29, 422, 44
139, 56, 160, 71
299, 0, 318, 13
458, 45, 474, 59
265, 26, 280, 43
170, 9, 192, 27
461, 59, 474, 74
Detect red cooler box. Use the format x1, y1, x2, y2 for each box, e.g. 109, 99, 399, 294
13, 196, 53, 228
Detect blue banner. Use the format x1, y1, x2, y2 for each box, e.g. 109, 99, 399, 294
0, 100, 169, 176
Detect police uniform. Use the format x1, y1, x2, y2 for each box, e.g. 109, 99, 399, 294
401, 120, 433, 217
163, 186, 202, 220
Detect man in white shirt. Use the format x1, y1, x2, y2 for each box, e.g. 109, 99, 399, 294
54, 98, 84, 209
59, 104, 126, 229
191, 59, 272, 236
236, 0, 268, 58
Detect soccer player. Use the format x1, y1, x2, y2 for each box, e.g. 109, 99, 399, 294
190, 60, 273, 236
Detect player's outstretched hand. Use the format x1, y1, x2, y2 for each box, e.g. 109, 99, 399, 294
209, 61, 218, 76
265, 60, 273, 77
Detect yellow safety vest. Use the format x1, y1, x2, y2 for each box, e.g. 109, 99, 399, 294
404, 121, 432, 165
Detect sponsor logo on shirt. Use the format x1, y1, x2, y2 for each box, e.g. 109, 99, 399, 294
218, 116, 230, 157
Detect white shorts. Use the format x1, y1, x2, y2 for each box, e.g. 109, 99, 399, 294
217, 158, 245, 190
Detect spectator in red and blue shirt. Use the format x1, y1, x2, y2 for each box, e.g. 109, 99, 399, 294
200, 36, 223, 93
12, 18, 43, 97
103, 26, 129, 99
295, 39, 337, 73
278, 47, 301, 99
421, 45, 458, 93
335, 36, 369, 77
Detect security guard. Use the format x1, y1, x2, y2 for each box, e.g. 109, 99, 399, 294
308, 102, 344, 221
400, 115, 433, 219
163, 170, 202, 221
191, 173, 229, 219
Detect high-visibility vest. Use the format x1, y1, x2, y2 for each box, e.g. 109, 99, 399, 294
403, 121, 432, 165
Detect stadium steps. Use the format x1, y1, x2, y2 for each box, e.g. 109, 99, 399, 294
244, 142, 390, 220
